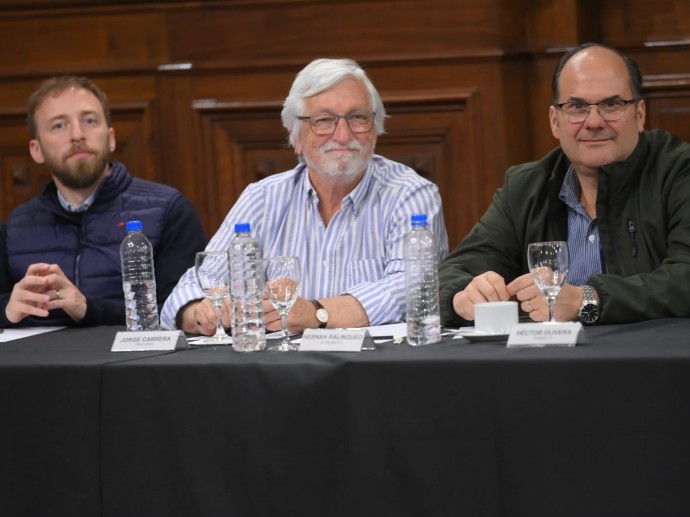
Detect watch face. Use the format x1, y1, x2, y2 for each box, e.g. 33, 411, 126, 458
316, 308, 329, 323
580, 303, 599, 325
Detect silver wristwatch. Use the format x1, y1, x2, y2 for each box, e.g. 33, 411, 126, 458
578, 285, 600, 325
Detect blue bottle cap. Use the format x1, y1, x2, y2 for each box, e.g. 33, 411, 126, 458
411, 214, 427, 226
234, 222, 251, 233
126, 220, 143, 232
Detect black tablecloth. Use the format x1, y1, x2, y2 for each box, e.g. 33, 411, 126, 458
3, 320, 690, 516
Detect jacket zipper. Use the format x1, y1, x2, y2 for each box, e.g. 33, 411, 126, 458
627, 219, 638, 258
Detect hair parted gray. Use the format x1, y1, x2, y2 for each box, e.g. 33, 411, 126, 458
281, 58, 386, 148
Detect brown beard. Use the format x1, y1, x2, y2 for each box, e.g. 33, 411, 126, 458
45, 144, 110, 190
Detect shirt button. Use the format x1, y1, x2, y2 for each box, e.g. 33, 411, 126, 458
323, 260, 329, 267
588, 234, 595, 243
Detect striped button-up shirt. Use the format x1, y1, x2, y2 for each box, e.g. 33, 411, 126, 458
161, 155, 448, 328
559, 165, 606, 285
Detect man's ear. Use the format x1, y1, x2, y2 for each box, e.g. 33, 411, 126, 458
548, 105, 560, 140
635, 99, 646, 133
109, 127, 116, 152
29, 139, 45, 164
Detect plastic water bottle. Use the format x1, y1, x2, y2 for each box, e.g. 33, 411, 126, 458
228, 222, 266, 352
405, 213, 441, 345
120, 220, 160, 331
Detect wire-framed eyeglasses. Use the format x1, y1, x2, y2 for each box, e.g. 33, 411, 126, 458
555, 98, 637, 124
296, 112, 375, 135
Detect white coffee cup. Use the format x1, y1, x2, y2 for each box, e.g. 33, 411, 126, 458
474, 301, 518, 334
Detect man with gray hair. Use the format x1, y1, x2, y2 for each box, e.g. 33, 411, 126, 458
162, 57, 448, 334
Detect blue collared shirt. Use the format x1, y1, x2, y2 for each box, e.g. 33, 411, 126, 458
57, 189, 95, 213
559, 165, 605, 285
161, 155, 448, 328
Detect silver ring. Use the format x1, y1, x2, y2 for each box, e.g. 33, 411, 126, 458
55, 290, 61, 300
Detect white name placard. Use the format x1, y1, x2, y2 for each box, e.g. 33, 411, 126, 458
299, 328, 376, 352
111, 330, 188, 352
507, 322, 587, 348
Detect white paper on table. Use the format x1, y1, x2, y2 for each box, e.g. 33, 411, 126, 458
0, 326, 66, 343
366, 322, 407, 342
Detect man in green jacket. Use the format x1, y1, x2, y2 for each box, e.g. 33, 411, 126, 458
439, 42, 690, 327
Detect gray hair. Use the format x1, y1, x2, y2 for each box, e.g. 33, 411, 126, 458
281, 58, 386, 148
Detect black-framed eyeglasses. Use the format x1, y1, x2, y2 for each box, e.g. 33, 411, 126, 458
296, 112, 375, 135
555, 98, 637, 123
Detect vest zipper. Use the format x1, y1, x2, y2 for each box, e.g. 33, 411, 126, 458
627, 219, 638, 258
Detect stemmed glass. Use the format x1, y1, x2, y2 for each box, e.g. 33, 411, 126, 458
194, 251, 232, 345
264, 256, 301, 351
527, 241, 570, 323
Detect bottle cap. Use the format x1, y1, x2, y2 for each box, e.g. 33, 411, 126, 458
234, 222, 251, 233
126, 220, 143, 232
411, 214, 427, 227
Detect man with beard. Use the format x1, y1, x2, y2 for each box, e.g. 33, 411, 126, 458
162, 58, 447, 334
0, 76, 206, 327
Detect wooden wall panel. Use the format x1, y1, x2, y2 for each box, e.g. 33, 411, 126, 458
645, 85, 690, 144
1, 0, 690, 250
0, 116, 50, 217
163, 0, 503, 69
0, 11, 168, 78
193, 99, 290, 229
599, 0, 690, 45
377, 89, 484, 249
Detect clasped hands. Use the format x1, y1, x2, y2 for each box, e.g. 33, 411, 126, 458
453, 271, 584, 322
6, 263, 87, 324
187, 295, 315, 336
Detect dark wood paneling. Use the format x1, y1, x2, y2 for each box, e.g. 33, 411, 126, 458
379, 89, 485, 249
600, 0, 690, 45
0, 12, 168, 78
164, 0, 504, 69
1, 0, 690, 249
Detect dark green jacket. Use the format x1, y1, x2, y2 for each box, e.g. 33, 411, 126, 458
439, 129, 690, 326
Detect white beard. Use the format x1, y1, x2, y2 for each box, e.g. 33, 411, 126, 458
303, 141, 371, 183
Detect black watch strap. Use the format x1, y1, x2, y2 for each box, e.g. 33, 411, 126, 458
310, 299, 328, 329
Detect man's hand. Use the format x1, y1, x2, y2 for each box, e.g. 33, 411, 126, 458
264, 296, 316, 334
507, 273, 584, 322
6, 263, 87, 324
452, 271, 511, 320
179, 298, 230, 335
264, 294, 368, 333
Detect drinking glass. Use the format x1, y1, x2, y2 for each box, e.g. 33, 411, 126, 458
527, 241, 570, 323
264, 256, 301, 351
194, 251, 232, 345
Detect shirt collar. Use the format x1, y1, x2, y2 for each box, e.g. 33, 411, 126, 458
56, 163, 112, 213
300, 159, 375, 213
57, 189, 96, 213
558, 163, 581, 210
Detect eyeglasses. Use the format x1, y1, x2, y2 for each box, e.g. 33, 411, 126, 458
296, 112, 375, 135
555, 99, 637, 123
